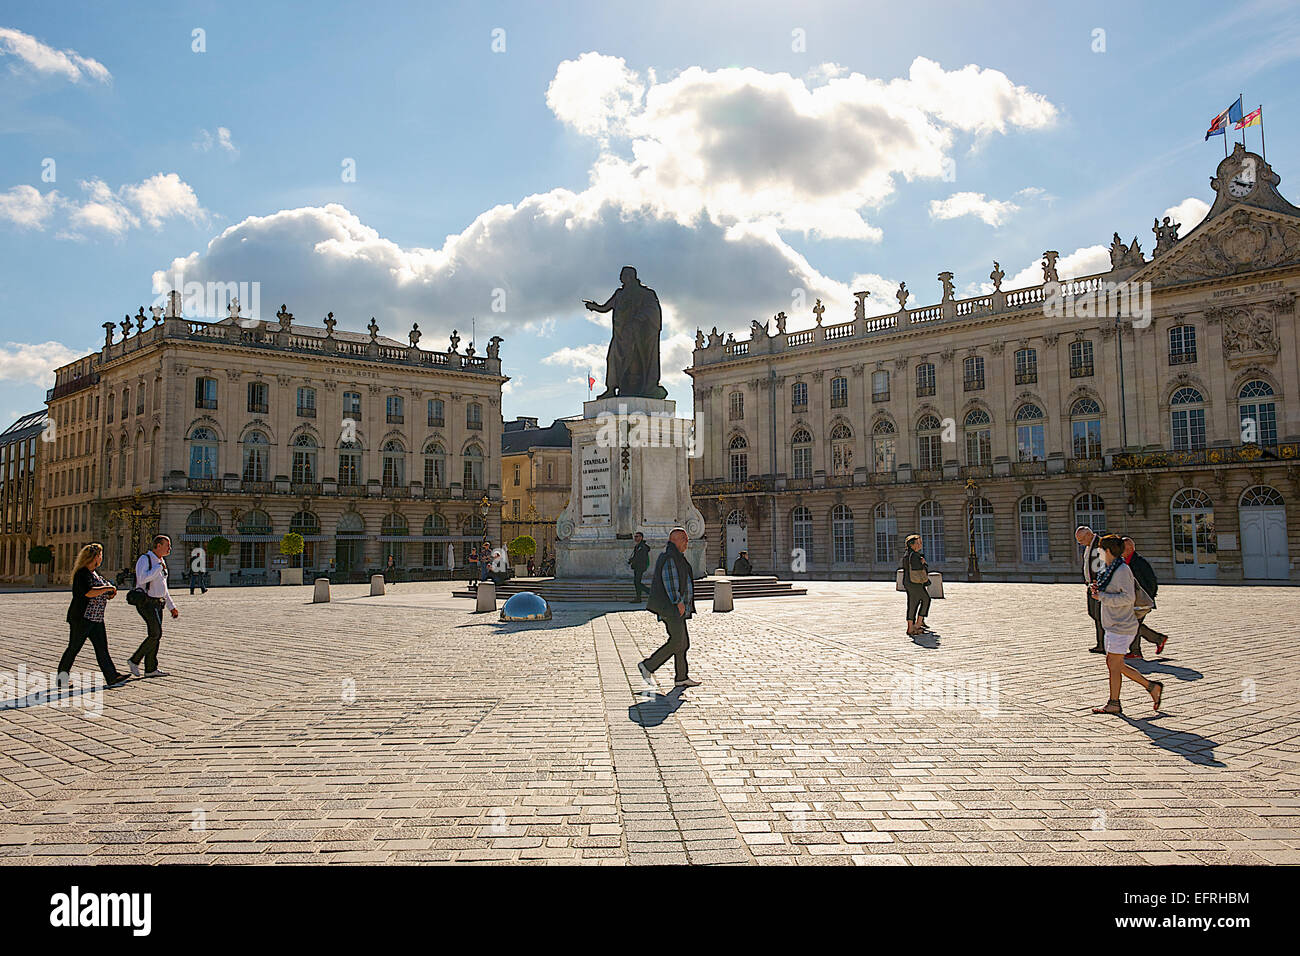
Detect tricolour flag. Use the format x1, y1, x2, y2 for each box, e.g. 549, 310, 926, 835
1235, 106, 1262, 130
1206, 96, 1244, 139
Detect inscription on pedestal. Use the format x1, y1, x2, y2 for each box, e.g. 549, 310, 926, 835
580, 444, 611, 521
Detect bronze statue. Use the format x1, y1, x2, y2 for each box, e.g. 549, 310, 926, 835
583, 266, 668, 399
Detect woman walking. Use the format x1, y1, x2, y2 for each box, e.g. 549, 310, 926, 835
1090, 534, 1163, 715
58, 543, 129, 689
902, 534, 932, 636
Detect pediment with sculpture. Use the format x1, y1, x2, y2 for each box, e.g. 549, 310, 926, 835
1136, 206, 1300, 287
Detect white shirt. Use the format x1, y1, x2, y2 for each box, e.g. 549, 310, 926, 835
135, 550, 175, 611
1080, 533, 1101, 584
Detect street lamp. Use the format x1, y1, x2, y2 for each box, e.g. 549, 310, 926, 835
965, 478, 982, 582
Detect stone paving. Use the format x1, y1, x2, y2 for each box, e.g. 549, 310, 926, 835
0, 580, 1297, 865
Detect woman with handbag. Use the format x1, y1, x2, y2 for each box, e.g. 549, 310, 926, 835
1090, 534, 1163, 715
58, 543, 129, 689
902, 534, 931, 636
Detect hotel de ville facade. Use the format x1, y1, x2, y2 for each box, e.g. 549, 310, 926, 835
688, 143, 1300, 584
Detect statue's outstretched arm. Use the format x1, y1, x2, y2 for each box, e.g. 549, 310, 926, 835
586, 293, 616, 313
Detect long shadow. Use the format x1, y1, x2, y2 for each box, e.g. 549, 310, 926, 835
629, 687, 685, 727
1132, 659, 1204, 681
1, 682, 111, 710
1119, 714, 1225, 767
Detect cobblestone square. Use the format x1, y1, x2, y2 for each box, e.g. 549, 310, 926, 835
1, 582, 1298, 865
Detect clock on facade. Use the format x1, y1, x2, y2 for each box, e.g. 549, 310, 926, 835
1228, 157, 1257, 198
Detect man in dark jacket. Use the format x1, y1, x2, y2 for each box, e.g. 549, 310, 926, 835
1075, 525, 1106, 653
639, 528, 700, 689
628, 532, 650, 603
731, 550, 753, 575
1122, 536, 1169, 658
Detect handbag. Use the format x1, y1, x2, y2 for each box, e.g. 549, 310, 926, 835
903, 551, 929, 585
126, 552, 156, 607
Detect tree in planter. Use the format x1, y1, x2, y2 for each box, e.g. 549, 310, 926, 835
206, 535, 232, 572
28, 544, 54, 583
507, 535, 537, 567
279, 532, 305, 568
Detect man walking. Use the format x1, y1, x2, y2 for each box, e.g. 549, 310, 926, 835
129, 534, 178, 678
1122, 535, 1169, 658
639, 527, 700, 690
1075, 525, 1106, 654
628, 531, 650, 603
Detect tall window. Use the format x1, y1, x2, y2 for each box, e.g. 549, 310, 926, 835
1070, 398, 1102, 459
463, 445, 484, 490
871, 370, 889, 402
428, 398, 444, 426
830, 377, 848, 408
122, 387, 130, 419
791, 381, 807, 410
971, 497, 994, 563
791, 429, 812, 479
1170, 387, 1206, 451
1238, 380, 1277, 446
512, 463, 520, 486
915, 362, 935, 397
830, 423, 853, 475
386, 395, 404, 424
292, 434, 318, 483
832, 504, 855, 563
1069, 339, 1094, 378
195, 377, 217, 410
381, 513, 408, 566
873, 502, 897, 563
188, 427, 218, 479
338, 441, 361, 485
919, 500, 945, 562
964, 409, 991, 466
1015, 348, 1037, 385
106, 393, 115, 424
963, 356, 985, 391
1169, 324, 1197, 365
381, 439, 406, 486
729, 435, 748, 483
917, 415, 943, 471
864, 420, 893, 473
423, 514, 449, 566
289, 511, 320, 569
242, 431, 268, 482
791, 507, 813, 564
1019, 496, 1050, 562
247, 381, 268, 414
1171, 489, 1216, 571
297, 386, 316, 417
1015, 404, 1046, 462
467, 403, 483, 430
238, 509, 272, 570
343, 391, 361, 418
424, 441, 446, 488
729, 391, 745, 420
1074, 493, 1106, 534
136, 387, 145, 416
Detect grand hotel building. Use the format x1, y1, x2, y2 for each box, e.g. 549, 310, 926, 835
689, 144, 1300, 584
46, 295, 506, 582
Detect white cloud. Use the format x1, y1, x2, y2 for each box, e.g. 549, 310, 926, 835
0, 341, 82, 386
0, 26, 110, 84
0, 185, 63, 228
195, 126, 239, 156
122, 173, 205, 228
999, 245, 1112, 291
1162, 196, 1210, 236
929, 191, 1020, 227
546, 52, 644, 144
4, 174, 207, 238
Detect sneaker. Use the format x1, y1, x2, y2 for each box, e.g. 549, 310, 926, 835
107, 674, 131, 688
128, 660, 141, 677
637, 662, 655, 685
143, 669, 169, 678
674, 678, 701, 688
1087, 646, 1106, 654
55, 672, 70, 690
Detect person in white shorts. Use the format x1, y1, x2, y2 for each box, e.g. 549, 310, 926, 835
1089, 534, 1163, 716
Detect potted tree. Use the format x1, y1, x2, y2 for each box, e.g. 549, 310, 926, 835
279, 532, 305, 585
507, 535, 536, 578
28, 544, 53, 588
206, 535, 232, 587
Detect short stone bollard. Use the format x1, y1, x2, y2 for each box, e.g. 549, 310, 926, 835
928, 572, 945, 599
475, 580, 496, 613
313, 577, 331, 603
370, 574, 385, 596
712, 578, 734, 612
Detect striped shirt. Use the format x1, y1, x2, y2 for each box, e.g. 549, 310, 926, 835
660, 552, 694, 614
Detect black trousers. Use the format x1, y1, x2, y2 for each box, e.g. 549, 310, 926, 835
632, 566, 647, 599
905, 583, 931, 622
58, 620, 120, 683
1087, 594, 1105, 647
131, 601, 164, 672
1128, 614, 1167, 653
644, 614, 690, 683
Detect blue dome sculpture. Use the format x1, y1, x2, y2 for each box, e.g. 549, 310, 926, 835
500, 591, 552, 621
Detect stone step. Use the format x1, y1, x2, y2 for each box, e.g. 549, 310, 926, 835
453, 576, 807, 602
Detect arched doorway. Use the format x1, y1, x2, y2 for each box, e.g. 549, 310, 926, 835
1171, 489, 1216, 579
1239, 485, 1288, 579
336, 512, 365, 575
725, 509, 747, 572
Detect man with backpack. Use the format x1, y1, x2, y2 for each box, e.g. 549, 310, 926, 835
128, 534, 178, 678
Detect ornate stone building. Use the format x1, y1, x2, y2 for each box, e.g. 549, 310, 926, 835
500, 416, 574, 563
689, 144, 1300, 584
65, 294, 506, 582
43, 355, 100, 579
0, 411, 47, 583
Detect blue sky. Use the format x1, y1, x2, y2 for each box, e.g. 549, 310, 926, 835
1, 0, 1298, 427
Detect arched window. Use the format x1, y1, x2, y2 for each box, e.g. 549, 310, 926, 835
423, 513, 449, 566
917, 415, 943, 471
964, 408, 991, 466
791, 506, 813, 564
1171, 488, 1216, 574
423, 440, 446, 489
291, 434, 318, 484
729, 391, 745, 420
791, 429, 813, 480
382, 439, 406, 487
1015, 404, 1045, 462
873, 419, 896, 473
337, 512, 365, 535
873, 502, 897, 563
971, 497, 994, 563
1070, 398, 1102, 460
1238, 380, 1276, 446
919, 500, 945, 562
1074, 493, 1106, 533
338, 440, 361, 486
381, 512, 409, 566
729, 434, 748, 483
238, 508, 273, 571
185, 508, 221, 536
830, 376, 849, 408
832, 504, 855, 563
1019, 496, 1049, 563
830, 423, 853, 475
290, 510, 321, 568
242, 430, 269, 482
1240, 485, 1284, 507
462, 444, 484, 491
188, 427, 218, 480
1170, 387, 1206, 451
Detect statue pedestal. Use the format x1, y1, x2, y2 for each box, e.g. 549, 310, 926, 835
555, 397, 706, 578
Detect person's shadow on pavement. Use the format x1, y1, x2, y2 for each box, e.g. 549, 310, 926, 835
1132, 659, 1203, 682
1119, 715, 1225, 767
629, 686, 685, 727
911, 630, 941, 649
